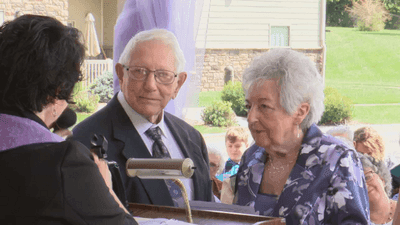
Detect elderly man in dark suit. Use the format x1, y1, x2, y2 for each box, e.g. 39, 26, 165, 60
73, 29, 212, 207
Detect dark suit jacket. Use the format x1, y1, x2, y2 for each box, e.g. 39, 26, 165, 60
72, 95, 212, 206
0, 140, 137, 225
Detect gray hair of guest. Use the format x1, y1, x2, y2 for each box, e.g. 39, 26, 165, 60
359, 153, 392, 197
242, 48, 325, 131
326, 125, 354, 147
207, 144, 225, 174
118, 28, 186, 74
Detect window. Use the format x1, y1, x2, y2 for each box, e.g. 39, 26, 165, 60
0, 11, 4, 26
270, 26, 290, 47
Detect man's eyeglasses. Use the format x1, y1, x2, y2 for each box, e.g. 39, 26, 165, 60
122, 65, 177, 84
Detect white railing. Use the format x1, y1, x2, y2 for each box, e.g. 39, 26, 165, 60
81, 58, 113, 88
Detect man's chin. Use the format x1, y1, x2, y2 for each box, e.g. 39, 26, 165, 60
135, 107, 163, 122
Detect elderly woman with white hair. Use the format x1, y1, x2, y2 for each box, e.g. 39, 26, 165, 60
326, 125, 354, 148
207, 144, 225, 200
234, 49, 369, 224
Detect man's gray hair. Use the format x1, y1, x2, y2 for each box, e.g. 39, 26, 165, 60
359, 153, 392, 197
118, 29, 186, 74
207, 144, 225, 174
242, 48, 325, 131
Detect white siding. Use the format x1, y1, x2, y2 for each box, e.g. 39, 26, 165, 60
196, 0, 323, 49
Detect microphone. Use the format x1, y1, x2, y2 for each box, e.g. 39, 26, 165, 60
53, 107, 77, 131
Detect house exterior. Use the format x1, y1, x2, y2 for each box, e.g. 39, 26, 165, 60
197, 0, 327, 92
0, 0, 326, 92
0, 0, 119, 59
0, 0, 68, 26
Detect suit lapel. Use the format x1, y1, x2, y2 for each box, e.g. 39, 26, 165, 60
110, 98, 173, 206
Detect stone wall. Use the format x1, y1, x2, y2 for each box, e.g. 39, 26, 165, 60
0, 0, 68, 25
200, 48, 323, 92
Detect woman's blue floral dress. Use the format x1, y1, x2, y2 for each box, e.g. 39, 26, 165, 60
234, 124, 370, 224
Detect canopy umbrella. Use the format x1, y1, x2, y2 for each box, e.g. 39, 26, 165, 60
84, 13, 101, 57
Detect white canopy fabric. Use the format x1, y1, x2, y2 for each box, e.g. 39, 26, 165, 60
84, 13, 101, 57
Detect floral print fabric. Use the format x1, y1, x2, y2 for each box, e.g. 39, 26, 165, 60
234, 124, 370, 224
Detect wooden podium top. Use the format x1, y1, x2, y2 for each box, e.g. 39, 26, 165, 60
129, 203, 285, 225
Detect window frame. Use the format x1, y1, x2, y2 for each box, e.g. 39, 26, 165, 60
269, 24, 291, 48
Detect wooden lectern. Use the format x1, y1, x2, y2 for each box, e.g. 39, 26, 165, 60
129, 203, 286, 225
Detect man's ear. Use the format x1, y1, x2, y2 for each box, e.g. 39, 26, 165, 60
172, 72, 187, 99
294, 102, 310, 125
115, 63, 125, 84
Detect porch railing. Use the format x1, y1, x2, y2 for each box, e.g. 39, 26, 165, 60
81, 58, 113, 88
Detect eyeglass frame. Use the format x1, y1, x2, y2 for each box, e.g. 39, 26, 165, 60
122, 65, 178, 84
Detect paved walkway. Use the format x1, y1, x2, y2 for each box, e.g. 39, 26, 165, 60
184, 107, 400, 163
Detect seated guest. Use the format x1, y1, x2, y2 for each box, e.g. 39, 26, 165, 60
0, 15, 136, 224
234, 48, 369, 223
326, 125, 354, 148
207, 145, 225, 201
359, 153, 396, 225
354, 126, 398, 170
223, 127, 249, 175
73, 29, 212, 207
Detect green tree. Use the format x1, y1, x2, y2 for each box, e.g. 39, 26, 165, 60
327, 0, 355, 27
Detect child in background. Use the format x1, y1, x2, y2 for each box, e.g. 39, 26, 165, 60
223, 127, 249, 175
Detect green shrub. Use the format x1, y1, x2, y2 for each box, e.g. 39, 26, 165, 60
71, 83, 99, 113
201, 100, 237, 127
221, 81, 246, 117
319, 87, 354, 125
90, 71, 114, 103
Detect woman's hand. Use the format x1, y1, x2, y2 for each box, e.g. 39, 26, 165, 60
92, 153, 112, 189
92, 152, 130, 214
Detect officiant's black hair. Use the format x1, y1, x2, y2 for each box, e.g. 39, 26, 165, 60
0, 15, 85, 112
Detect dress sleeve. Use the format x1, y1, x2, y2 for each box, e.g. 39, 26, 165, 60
61, 140, 138, 225
325, 149, 370, 224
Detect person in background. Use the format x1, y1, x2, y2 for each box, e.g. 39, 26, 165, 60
73, 29, 212, 207
234, 48, 369, 224
354, 126, 398, 170
0, 15, 136, 224
223, 127, 249, 175
359, 153, 396, 225
207, 145, 225, 201
326, 125, 354, 148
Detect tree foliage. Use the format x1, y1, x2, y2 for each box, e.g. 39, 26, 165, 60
327, 0, 400, 29
327, 0, 355, 27
346, 0, 391, 31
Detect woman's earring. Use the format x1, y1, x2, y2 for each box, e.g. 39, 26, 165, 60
297, 124, 300, 138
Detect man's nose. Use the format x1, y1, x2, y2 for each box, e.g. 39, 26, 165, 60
143, 71, 158, 90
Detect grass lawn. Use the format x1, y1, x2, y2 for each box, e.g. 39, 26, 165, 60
352, 105, 400, 124
198, 91, 222, 107
325, 27, 400, 104
76, 113, 91, 124
193, 125, 227, 134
